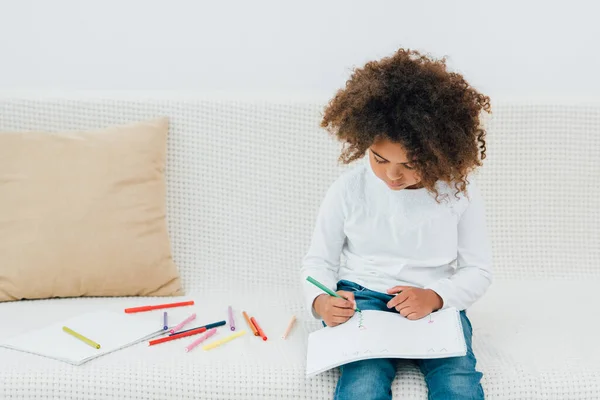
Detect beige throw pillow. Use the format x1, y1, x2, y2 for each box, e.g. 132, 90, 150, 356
0, 118, 183, 302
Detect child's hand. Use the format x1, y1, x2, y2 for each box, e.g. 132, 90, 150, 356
386, 286, 443, 320
313, 292, 356, 327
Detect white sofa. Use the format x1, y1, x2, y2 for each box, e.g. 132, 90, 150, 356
1, 97, 599, 399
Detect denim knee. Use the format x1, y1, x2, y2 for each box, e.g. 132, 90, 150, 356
421, 356, 484, 400
334, 358, 396, 400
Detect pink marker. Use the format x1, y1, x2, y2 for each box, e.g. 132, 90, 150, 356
185, 328, 217, 353
228, 306, 235, 331
170, 313, 196, 334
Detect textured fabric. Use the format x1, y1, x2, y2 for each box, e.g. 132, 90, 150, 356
1, 281, 600, 399
0, 98, 597, 285
0, 98, 599, 399
300, 161, 492, 318
0, 117, 183, 302
333, 280, 484, 400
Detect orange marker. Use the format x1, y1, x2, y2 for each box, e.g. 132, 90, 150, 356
125, 300, 194, 314
243, 311, 259, 336
250, 317, 267, 341
149, 327, 207, 346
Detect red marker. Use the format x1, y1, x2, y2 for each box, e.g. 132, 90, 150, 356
250, 317, 268, 341
149, 327, 207, 346
124, 300, 194, 314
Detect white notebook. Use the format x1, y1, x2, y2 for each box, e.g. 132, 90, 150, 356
306, 307, 467, 377
0, 310, 165, 365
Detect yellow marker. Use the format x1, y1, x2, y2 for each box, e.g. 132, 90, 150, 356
62, 326, 101, 349
202, 330, 246, 351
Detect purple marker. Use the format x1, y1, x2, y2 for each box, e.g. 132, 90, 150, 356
163, 311, 168, 330
228, 306, 235, 331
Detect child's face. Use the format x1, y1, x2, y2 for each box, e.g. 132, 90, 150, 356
368, 137, 422, 191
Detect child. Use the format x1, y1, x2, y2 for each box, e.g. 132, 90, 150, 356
301, 48, 493, 400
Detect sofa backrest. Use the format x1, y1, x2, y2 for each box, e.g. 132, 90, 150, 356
1, 97, 598, 294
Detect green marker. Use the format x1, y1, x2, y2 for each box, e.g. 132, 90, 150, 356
306, 276, 361, 312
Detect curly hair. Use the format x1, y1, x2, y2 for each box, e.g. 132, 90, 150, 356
321, 48, 491, 200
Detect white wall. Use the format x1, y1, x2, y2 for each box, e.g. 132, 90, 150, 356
0, 0, 598, 100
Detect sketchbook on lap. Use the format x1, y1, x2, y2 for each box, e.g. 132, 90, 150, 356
0, 310, 165, 365
306, 307, 467, 377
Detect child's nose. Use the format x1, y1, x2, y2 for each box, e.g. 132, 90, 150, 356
386, 168, 403, 181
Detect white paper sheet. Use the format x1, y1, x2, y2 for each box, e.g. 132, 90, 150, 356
0, 310, 165, 365
306, 308, 467, 377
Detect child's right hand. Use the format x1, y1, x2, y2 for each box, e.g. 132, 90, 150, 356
312, 292, 356, 327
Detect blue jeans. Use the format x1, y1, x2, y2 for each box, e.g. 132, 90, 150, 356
332, 280, 484, 400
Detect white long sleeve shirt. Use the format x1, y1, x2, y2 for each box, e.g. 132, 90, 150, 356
301, 160, 493, 319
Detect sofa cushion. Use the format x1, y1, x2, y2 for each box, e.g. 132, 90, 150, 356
0, 118, 183, 302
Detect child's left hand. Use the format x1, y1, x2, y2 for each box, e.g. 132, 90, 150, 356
386, 286, 443, 320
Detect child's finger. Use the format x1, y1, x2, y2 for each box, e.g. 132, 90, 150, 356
332, 307, 355, 318
386, 286, 408, 294
395, 302, 411, 314
387, 291, 409, 309
332, 316, 351, 324
406, 311, 425, 320
405, 312, 420, 320
332, 295, 354, 309
337, 290, 356, 307
337, 291, 357, 310
338, 291, 355, 302
398, 305, 416, 317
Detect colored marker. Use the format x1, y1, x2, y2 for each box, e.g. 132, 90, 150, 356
125, 300, 194, 314
149, 327, 207, 346
306, 276, 361, 312
170, 313, 196, 334
185, 328, 217, 353
242, 311, 259, 336
168, 320, 226, 336
202, 330, 247, 351
62, 326, 101, 349
163, 312, 168, 330
250, 317, 267, 341
282, 315, 296, 339
228, 306, 235, 331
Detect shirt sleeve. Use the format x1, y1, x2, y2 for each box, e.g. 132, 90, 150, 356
425, 179, 493, 310
300, 177, 347, 319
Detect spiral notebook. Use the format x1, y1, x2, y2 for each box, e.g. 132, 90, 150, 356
306, 307, 467, 377
0, 310, 165, 365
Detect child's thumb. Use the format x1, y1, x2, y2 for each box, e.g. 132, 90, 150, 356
340, 291, 354, 301
339, 291, 356, 308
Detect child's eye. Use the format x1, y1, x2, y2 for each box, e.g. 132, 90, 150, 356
374, 157, 387, 164
404, 164, 415, 170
